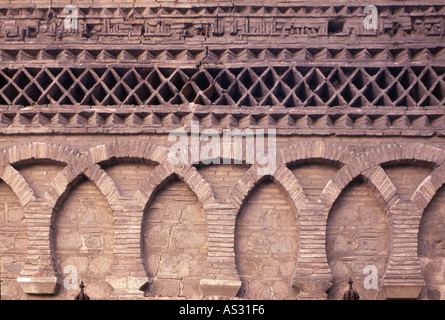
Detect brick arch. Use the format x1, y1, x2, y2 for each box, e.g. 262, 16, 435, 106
18, 165, 122, 293
136, 161, 215, 211
229, 165, 305, 288
318, 165, 356, 209
319, 168, 396, 288
319, 164, 400, 211
230, 141, 355, 212
47, 163, 137, 291
412, 163, 445, 212
230, 165, 268, 211
0, 142, 79, 206
43, 153, 89, 208
83, 164, 122, 208
83, 141, 170, 207
197, 150, 253, 209
45, 161, 123, 218
6, 142, 76, 166
86, 141, 168, 167
174, 164, 215, 209
277, 142, 445, 298
324, 169, 396, 227
324, 171, 395, 299
81, 142, 172, 295
228, 142, 356, 298
233, 172, 301, 299
361, 143, 445, 170
318, 143, 445, 299
279, 143, 414, 212
5, 143, 85, 294
291, 164, 398, 298
0, 164, 37, 206
279, 141, 356, 168
49, 170, 121, 220
318, 157, 418, 250
276, 144, 371, 297
43, 141, 169, 209
319, 143, 445, 211
230, 164, 307, 212
138, 164, 213, 287
361, 165, 400, 209
278, 141, 357, 209
230, 143, 445, 219
0, 142, 84, 208
273, 165, 307, 210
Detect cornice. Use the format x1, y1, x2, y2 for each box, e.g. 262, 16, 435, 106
0, 104, 442, 136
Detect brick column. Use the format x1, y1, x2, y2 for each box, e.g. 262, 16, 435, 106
106, 199, 148, 299
17, 200, 58, 294
271, 164, 333, 299
381, 202, 425, 299
200, 200, 241, 297
292, 203, 332, 300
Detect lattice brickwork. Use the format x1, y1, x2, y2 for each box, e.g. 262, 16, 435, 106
1, 65, 445, 108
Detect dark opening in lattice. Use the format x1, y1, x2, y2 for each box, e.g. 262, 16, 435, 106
0, 65, 444, 107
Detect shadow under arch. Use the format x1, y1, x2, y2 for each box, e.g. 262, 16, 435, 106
279, 141, 356, 169
363, 143, 445, 170
6, 142, 76, 167
86, 141, 168, 167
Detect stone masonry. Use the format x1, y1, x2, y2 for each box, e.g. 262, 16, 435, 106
1, 0, 445, 300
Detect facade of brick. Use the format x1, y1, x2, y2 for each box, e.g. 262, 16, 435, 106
1, 0, 445, 300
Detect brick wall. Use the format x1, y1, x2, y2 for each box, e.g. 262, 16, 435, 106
0, 182, 27, 299
0, 138, 444, 300
1, 0, 445, 300
419, 185, 445, 300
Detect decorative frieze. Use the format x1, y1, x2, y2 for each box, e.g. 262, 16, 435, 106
0, 4, 444, 45
0, 105, 443, 136
2, 46, 445, 66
